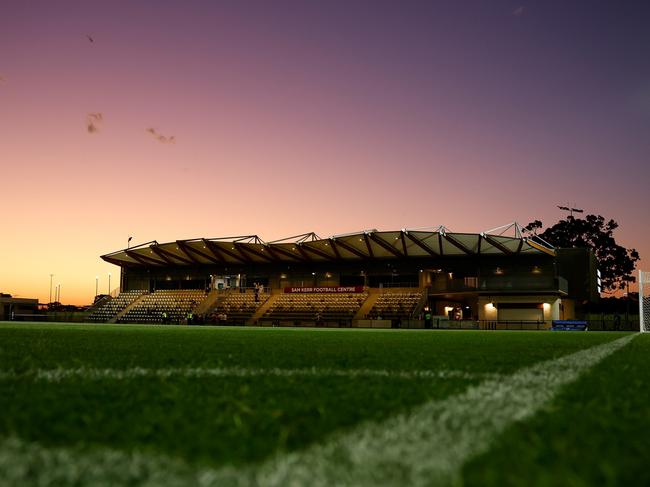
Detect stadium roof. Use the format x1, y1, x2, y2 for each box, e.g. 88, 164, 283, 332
101, 224, 555, 267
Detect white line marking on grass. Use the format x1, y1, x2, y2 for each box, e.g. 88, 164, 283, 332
0, 436, 207, 487
0, 335, 636, 487
0, 366, 497, 382
227, 334, 636, 487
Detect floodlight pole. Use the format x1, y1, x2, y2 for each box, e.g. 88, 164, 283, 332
95, 276, 99, 298
49, 274, 54, 304
108, 273, 111, 296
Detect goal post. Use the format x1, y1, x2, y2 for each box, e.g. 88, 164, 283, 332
640, 270, 650, 333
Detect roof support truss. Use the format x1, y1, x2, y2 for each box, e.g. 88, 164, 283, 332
405, 232, 439, 257
400, 231, 409, 257
362, 233, 374, 258
300, 243, 337, 261
294, 245, 315, 262
481, 234, 513, 255
235, 243, 276, 263
178, 241, 222, 264
266, 245, 307, 262
204, 240, 246, 263
442, 233, 473, 255
368, 233, 404, 258
125, 250, 164, 266
328, 239, 341, 259
332, 239, 368, 259
151, 245, 195, 265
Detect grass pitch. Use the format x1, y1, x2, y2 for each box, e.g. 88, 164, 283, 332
0, 322, 645, 486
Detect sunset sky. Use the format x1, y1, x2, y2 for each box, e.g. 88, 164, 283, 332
1, 0, 649, 305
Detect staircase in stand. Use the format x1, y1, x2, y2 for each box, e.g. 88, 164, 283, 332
353, 289, 381, 320
246, 291, 279, 326
194, 290, 223, 315
109, 293, 148, 324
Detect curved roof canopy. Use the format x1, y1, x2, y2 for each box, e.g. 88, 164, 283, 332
101, 226, 555, 267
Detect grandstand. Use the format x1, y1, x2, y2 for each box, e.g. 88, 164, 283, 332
87, 290, 146, 323
260, 290, 369, 326
97, 224, 599, 328
117, 290, 207, 324
206, 289, 271, 325
366, 290, 426, 321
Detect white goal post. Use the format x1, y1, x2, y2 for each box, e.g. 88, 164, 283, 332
640, 270, 650, 333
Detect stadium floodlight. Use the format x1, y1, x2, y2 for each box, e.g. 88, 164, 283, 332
557, 205, 584, 216
108, 273, 112, 296
640, 270, 650, 333
49, 274, 54, 304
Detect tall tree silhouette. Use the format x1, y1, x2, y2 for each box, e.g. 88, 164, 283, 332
524, 215, 640, 292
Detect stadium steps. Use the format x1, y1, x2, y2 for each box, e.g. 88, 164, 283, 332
412, 288, 428, 318
193, 290, 221, 315
109, 293, 149, 323
204, 288, 239, 315
353, 289, 381, 320
246, 290, 280, 326
85, 295, 111, 314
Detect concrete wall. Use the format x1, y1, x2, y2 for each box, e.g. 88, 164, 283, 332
478, 295, 564, 325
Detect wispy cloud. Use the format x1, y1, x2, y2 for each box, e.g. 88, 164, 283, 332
146, 127, 176, 144
86, 113, 103, 133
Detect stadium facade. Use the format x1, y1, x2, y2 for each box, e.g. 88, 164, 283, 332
99, 225, 599, 329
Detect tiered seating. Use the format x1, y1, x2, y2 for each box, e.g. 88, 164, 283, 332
208, 290, 270, 325
263, 292, 368, 324
118, 290, 207, 324
367, 291, 423, 320
87, 290, 147, 322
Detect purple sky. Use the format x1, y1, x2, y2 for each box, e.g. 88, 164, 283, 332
1, 1, 649, 303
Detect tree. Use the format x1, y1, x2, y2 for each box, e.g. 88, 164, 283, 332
524, 214, 640, 293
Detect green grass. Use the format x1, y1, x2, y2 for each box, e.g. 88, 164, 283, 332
462, 333, 650, 486
0, 323, 617, 372
0, 322, 640, 484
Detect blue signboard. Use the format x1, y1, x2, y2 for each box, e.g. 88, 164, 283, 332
551, 320, 588, 331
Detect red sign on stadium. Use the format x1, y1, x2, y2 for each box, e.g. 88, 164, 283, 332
284, 286, 365, 293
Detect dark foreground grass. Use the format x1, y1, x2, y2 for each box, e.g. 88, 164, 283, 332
462, 333, 650, 487
0, 323, 627, 473
1, 374, 469, 467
